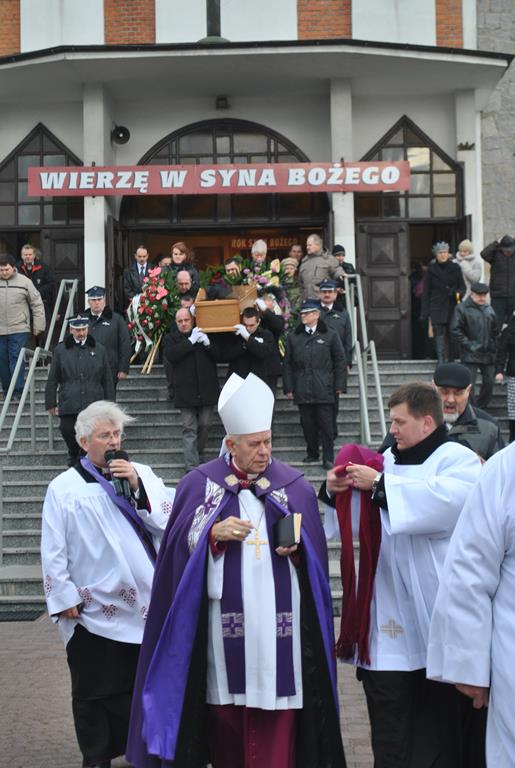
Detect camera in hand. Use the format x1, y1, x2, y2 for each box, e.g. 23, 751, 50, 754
104, 450, 132, 500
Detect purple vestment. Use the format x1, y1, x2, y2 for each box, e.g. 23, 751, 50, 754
127, 456, 338, 768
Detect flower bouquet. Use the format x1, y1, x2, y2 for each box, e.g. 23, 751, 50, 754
126, 267, 181, 373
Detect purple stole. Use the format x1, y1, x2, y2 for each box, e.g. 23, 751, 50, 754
80, 457, 157, 564
219, 486, 296, 698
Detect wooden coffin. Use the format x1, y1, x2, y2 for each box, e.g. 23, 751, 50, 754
195, 284, 257, 333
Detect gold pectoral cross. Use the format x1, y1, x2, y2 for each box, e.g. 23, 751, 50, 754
247, 527, 267, 559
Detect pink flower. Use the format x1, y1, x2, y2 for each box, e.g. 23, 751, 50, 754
156, 288, 169, 300
149, 267, 162, 277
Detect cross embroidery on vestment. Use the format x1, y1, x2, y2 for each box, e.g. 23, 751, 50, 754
380, 619, 404, 639
276, 612, 293, 638
222, 612, 245, 638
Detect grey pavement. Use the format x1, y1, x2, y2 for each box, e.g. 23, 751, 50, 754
0, 615, 373, 768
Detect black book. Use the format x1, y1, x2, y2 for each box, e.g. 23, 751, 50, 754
273, 513, 302, 548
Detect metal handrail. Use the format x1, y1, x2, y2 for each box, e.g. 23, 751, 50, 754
0, 279, 79, 454
343, 273, 386, 444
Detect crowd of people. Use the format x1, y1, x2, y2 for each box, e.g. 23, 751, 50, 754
25, 232, 515, 767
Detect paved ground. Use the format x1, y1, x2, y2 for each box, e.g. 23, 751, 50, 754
0, 615, 373, 768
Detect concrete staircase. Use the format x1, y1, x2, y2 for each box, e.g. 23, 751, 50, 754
0, 360, 509, 618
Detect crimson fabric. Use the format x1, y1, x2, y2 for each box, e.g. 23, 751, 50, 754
334, 444, 384, 665
207, 704, 295, 768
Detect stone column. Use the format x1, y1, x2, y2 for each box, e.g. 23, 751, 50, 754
82, 83, 114, 306
455, 89, 483, 268
330, 79, 355, 266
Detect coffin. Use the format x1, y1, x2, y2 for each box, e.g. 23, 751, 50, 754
194, 284, 257, 332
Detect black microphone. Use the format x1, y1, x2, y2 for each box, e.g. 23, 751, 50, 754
104, 450, 132, 500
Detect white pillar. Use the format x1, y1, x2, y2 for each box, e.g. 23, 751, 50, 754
455, 89, 483, 261
330, 79, 355, 266
82, 83, 114, 307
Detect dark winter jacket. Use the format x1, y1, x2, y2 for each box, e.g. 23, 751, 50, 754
164, 328, 220, 409
495, 315, 515, 377
259, 309, 284, 342
320, 305, 353, 364
45, 335, 115, 415
282, 319, 345, 404
421, 259, 466, 325
481, 240, 515, 298
221, 326, 282, 381
83, 307, 131, 379
450, 297, 499, 364
17, 260, 54, 317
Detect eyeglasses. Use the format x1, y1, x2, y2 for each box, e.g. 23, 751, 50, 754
95, 430, 123, 441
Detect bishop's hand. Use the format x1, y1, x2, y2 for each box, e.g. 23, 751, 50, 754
212, 515, 253, 542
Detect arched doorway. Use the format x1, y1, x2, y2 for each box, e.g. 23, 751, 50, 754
355, 115, 466, 359
0, 123, 84, 296
117, 118, 329, 268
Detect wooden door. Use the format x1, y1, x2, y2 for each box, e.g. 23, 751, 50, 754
41, 228, 84, 315
106, 216, 129, 313
357, 222, 410, 359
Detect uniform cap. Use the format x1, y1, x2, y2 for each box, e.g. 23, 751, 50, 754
299, 299, 321, 313
68, 314, 89, 329
86, 286, 106, 298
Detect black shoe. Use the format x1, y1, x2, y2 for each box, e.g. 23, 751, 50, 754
302, 455, 319, 464
322, 460, 333, 470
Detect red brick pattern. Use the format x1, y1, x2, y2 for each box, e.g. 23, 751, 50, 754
0, 0, 20, 56
104, 0, 155, 44
298, 0, 352, 39
435, 0, 463, 47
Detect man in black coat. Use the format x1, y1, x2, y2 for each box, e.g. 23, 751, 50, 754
45, 315, 115, 466
480, 234, 515, 326
450, 282, 499, 408
421, 242, 466, 363
164, 308, 220, 472
83, 286, 131, 394
283, 299, 346, 469
123, 245, 151, 304
221, 307, 282, 395
18, 244, 55, 336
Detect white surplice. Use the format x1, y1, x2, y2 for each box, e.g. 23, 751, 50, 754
206, 489, 303, 710
41, 462, 175, 646
427, 442, 515, 767
361, 441, 480, 671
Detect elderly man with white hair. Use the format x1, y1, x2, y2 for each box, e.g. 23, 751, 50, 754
41, 400, 174, 768
128, 373, 346, 768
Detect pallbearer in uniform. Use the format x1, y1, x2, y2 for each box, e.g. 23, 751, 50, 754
127, 373, 345, 768
41, 401, 174, 768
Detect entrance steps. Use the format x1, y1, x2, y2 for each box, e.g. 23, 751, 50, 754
0, 360, 508, 617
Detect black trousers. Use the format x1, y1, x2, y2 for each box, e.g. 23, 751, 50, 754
59, 414, 80, 463
67, 625, 140, 767
358, 668, 486, 768
491, 296, 515, 327
298, 403, 334, 462
462, 363, 495, 409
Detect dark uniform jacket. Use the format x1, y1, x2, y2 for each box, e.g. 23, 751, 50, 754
421, 260, 466, 325
495, 316, 515, 377
83, 307, 131, 379
221, 327, 281, 381
45, 335, 115, 415
124, 262, 150, 302
17, 260, 54, 318
320, 305, 353, 363
379, 404, 504, 461
282, 319, 345, 404
480, 241, 515, 298
164, 328, 220, 409
450, 297, 499, 364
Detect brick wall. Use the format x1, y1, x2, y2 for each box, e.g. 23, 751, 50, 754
298, 0, 351, 39
104, 0, 155, 44
435, 0, 463, 47
0, 0, 20, 56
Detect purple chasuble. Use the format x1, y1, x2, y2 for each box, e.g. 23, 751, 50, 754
126, 456, 337, 767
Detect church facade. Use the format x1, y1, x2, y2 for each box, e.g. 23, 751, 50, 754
0, 0, 512, 357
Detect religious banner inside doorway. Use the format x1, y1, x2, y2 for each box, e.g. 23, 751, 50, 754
28, 161, 410, 197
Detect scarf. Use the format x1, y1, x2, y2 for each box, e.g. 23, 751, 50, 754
334, 444, 384, 665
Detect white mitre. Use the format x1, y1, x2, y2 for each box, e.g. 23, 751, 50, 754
218, 373, 274, 435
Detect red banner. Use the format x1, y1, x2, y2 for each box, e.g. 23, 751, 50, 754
28, 161, 410, 197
